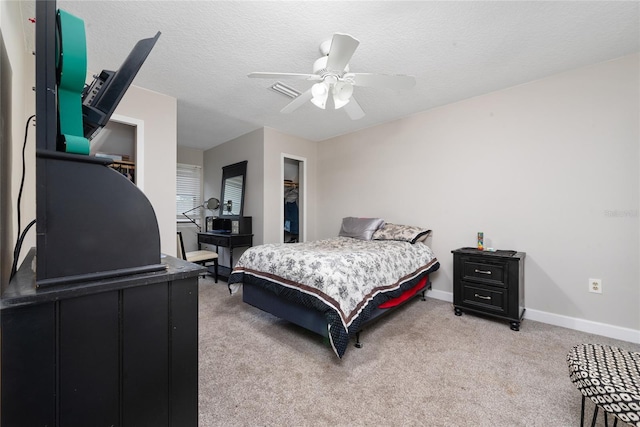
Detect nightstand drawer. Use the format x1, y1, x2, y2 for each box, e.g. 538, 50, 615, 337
462, 283, 507, 314
462, 258, 506, 287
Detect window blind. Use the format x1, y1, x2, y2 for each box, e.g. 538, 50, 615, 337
176, 163, 202, 224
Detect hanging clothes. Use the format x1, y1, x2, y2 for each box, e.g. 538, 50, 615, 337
284, 185, 299, 236
284, 201, 299, 235
284, 186, 298, 203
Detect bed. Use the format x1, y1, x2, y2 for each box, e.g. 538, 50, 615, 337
228, 219, 440, 358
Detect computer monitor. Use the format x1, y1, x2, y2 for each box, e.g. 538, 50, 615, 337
81, 31, 161, 141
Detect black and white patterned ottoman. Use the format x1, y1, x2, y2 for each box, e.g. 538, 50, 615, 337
567, 344, 640, 426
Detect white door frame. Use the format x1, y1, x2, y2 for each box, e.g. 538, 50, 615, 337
280, 153, 306, 243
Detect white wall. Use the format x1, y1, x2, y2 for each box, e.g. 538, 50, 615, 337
203, 127, 318, 256
178, 146, 204, 167
317, 54, 639, 335
112, 86, 178, 256
0, 1, 36, 288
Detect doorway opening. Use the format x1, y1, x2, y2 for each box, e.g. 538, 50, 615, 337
89, 114, 145, 189
281, 154, 306, 243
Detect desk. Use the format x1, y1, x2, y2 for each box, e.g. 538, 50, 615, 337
198, 232, 253, 279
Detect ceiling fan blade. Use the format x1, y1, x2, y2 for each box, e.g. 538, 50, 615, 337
347, 73, 416, 91
280, 88, 313, 114
326, 33, 360, 72
343, 96, 365, 120
248, 72, 321, 81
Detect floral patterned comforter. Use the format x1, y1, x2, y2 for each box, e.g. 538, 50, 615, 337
228, 237, 440, 358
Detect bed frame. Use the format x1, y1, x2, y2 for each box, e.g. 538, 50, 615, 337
242, 277, 432, 348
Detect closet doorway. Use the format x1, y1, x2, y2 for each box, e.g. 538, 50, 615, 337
281, 154, 306, 243
89, 114, 145, 189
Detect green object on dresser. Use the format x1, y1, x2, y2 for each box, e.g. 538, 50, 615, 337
56, 9, 90, 154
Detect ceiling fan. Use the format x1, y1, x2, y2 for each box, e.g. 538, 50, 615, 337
248, 33, 416, 120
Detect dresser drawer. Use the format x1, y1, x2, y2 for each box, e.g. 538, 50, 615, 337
461, 257, 507, 287
461, 282, 507, 314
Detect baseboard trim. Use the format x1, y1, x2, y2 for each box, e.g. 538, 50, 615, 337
524, 308, 640, 344
427, 289, 453, 303
426, 290, 640, 344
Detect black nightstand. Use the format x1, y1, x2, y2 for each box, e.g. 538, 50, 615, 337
452, 247, 525, 331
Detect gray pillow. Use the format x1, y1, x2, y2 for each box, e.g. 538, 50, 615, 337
339, 217, 385, 240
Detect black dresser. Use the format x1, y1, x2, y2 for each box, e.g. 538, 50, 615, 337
452, 247, 526, 331
1, 250, 203, 426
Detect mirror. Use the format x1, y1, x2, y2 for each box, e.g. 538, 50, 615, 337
219, 161, 247, 217
222, 176, 243, 215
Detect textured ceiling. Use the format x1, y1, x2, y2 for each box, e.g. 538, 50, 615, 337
20, 1, 640, 150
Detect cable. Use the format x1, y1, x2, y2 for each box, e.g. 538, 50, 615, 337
15, 115, 35, 240
10, 115, 36, 282
10, 219, 36, 281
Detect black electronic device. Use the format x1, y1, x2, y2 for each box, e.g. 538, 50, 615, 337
210, 218, 232, 233
209, 217, 252, 235
34, 1, 164, 286
82, 31, 161, 141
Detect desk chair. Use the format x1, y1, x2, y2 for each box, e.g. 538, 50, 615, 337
177, 231, 218, 283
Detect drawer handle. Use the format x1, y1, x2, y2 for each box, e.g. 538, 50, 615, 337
474, 293, 491, 300
474, 269, 492, 275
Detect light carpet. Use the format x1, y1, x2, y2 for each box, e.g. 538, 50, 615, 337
197, 276, 639, 426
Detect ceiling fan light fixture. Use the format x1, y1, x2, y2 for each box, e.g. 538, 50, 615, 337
311, 81, 328, 98
311, 82, 329, 109
333, 81, 353, 109
311, 95, 327, 109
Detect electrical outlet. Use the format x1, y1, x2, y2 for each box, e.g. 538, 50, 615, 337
589, 278, 602, 294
